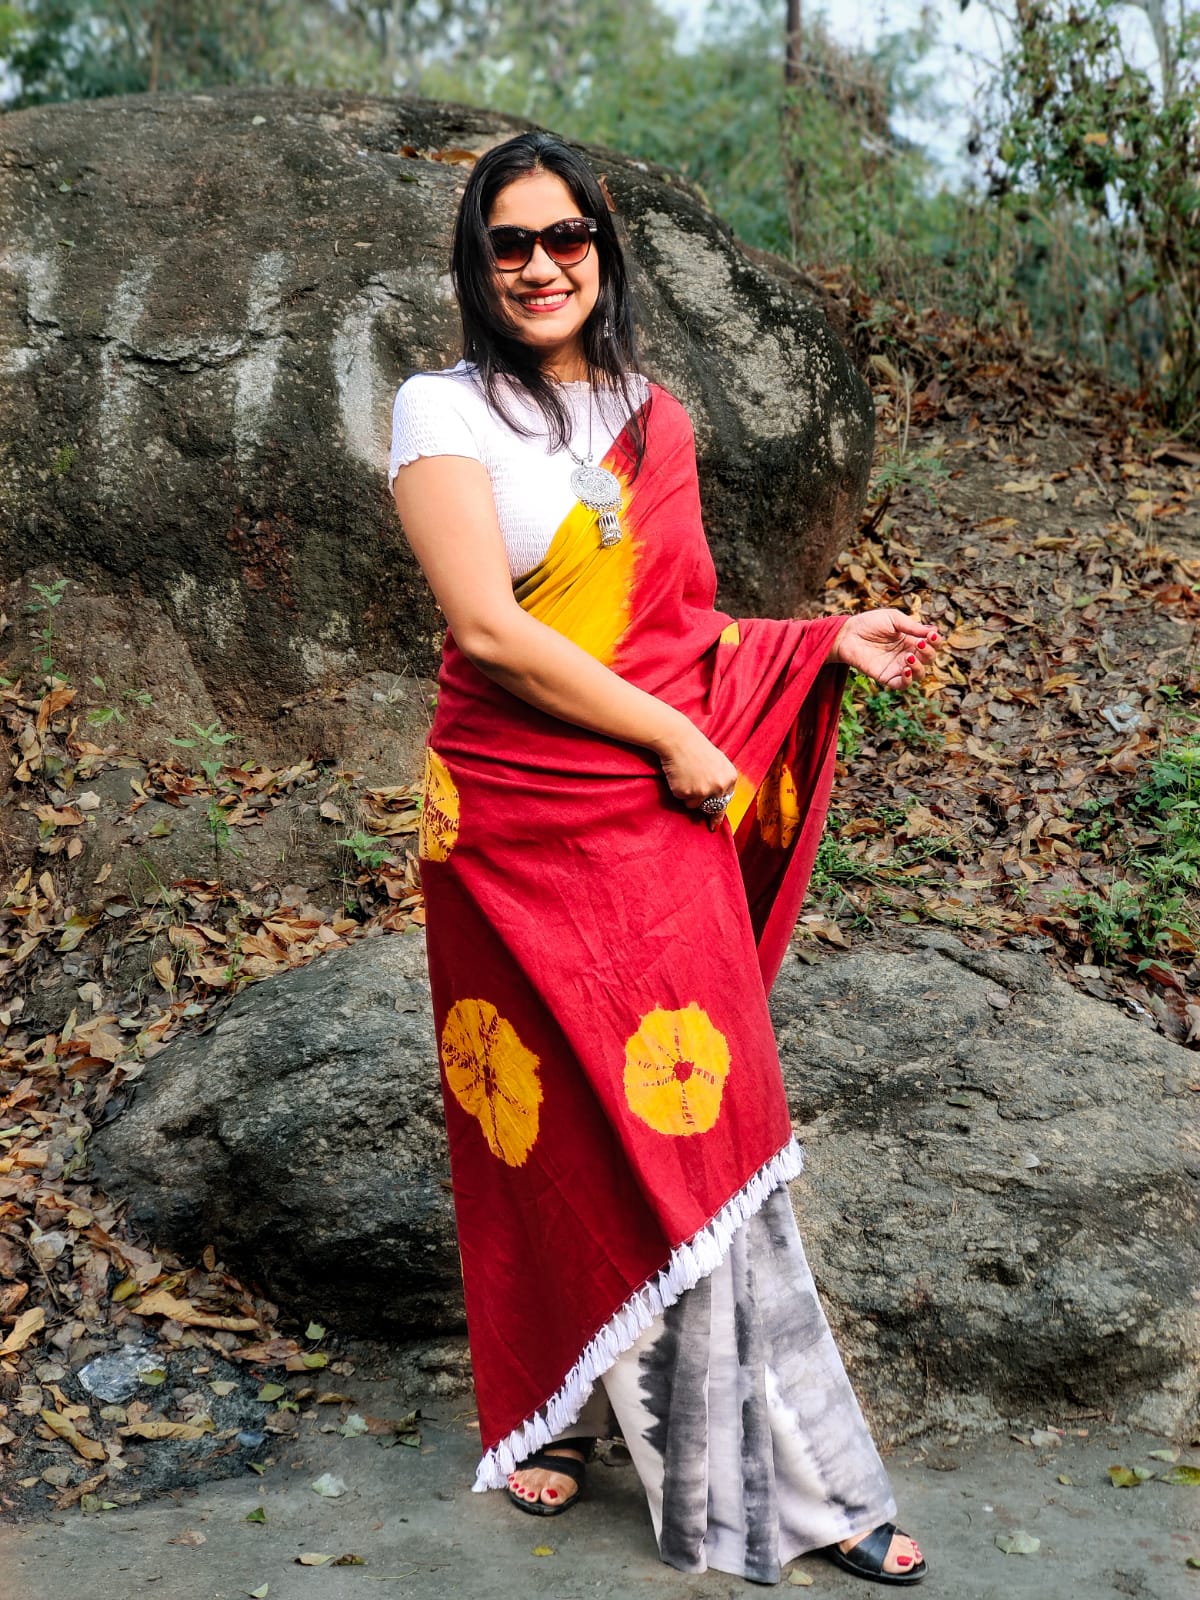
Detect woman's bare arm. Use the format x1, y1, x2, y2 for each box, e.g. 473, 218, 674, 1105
391, 454, 737, 806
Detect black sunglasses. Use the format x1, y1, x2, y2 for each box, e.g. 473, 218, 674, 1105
487, 216, 597, 271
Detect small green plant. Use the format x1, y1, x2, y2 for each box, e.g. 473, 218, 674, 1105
838, 687, 864, 761
870, 443, 951, 506
220, 927, 246, 987
167, 721, 243, 870
861, 683, 945, 749
335, 830, 396, 871
811, 831, 860, 893
25, 576, 68, 678
84, 676, 155, 726
840, 671, 944, 758
50, 444, 75, 477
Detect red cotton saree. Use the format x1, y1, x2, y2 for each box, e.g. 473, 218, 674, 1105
415, 382, 849, 1490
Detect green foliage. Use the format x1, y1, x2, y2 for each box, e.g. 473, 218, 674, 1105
84, 675, 154, 726
1, 0, 340, 104
810, 802, 959, 921
416, 0, 954, 279
841, 669, 945, 756
871, 442, 950, 507
335, 829, 395, 870
1060, 715, 1200, 961
1, 0, 955, 298
837, 682, 864, 761
24, 575, 68, 678
167, 719, 243, 866
984, 0, 1200, 431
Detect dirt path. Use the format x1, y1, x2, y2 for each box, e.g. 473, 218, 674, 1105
0, 1362, 1196, 1600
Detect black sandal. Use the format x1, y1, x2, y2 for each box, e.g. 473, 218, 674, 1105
505, 1437, 594, 1518
825, 1522, 928, 1585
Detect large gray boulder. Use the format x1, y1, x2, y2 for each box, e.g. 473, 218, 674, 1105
88, 929, 461, 1335
89, 926, 1200, 1441
775, 931, 1200, 1443
0, 87, 873, 705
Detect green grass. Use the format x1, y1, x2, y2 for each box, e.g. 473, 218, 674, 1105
1059, 716, 1200, 963
810, 803, 961, 934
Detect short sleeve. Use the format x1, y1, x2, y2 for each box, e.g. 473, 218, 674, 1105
387, 374, 485, 488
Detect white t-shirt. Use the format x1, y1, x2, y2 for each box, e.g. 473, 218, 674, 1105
388, 359, 651, 580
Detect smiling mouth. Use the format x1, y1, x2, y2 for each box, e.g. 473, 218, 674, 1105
515, 291, 571, 311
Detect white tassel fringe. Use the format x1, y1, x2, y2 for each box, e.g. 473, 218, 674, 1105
471, 1136, 804, 1491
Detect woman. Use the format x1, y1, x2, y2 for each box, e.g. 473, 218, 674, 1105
388, 130, 936, 1587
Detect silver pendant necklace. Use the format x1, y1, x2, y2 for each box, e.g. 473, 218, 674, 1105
566, 379, 623, 547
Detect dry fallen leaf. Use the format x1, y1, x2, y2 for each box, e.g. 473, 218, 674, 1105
0, 1305, 45, 1355
1108, 1463, 1154, 1487
39, 1408, 106, 1463
995, 1530, 1041, 1555
119, 1418, 214, 1441
134, 1290, 259, 1332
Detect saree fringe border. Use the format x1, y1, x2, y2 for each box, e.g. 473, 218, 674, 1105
471, 1137, 805, 1491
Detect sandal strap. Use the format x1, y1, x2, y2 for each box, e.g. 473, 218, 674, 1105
542, 1435, 595, 1461
842, 1522, 899, 1572
514, 1448, 588, 1487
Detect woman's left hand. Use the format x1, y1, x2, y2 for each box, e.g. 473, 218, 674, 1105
827, 609, 941, 690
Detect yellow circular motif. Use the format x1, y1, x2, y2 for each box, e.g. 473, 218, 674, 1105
623, 1003, 731, 1137
757, 750, 800, 850
419, 747, 460, 862
441, 999, 542, 1167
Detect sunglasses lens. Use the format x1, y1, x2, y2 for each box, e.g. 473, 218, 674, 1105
489, 228, 531, 269
544, 222, 591, 264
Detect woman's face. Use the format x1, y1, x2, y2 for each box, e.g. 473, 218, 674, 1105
487, 170, 601, 380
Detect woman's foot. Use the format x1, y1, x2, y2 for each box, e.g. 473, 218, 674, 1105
506, 1444, 588, 1510
826, 1522, 927, 1583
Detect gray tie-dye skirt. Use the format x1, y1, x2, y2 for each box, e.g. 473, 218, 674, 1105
552, 1186, 897, 1584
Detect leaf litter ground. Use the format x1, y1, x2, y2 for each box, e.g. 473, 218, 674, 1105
2, 281, 1199, 1518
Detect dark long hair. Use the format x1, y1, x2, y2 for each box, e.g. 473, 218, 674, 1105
450, 131, 650, 477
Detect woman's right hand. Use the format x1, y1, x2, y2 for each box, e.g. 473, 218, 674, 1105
654, 715, 739, 814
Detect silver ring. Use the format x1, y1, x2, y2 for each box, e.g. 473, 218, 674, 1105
701, 787, 735, 816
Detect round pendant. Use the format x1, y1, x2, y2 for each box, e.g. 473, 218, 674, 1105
570, 462, 622, 511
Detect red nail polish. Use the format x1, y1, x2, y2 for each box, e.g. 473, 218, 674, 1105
917, 640, 927, 649
930, 631, 939, 640
906, 654, 916, 664
545, 1489, 559, 1499
896, 1557, 913, 1567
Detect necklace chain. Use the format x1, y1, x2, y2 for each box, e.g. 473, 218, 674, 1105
564, 380, 596, 467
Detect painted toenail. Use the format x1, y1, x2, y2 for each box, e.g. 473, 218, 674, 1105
896, 1556, 913, 1567
545, 1489, 558, 1499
